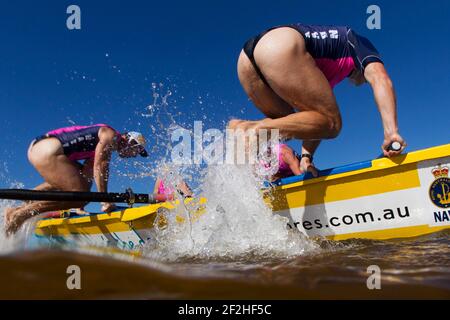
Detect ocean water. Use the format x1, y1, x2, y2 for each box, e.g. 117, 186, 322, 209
0, 164, 449, 299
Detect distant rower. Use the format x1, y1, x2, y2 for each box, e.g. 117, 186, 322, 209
154, 178, 193, 198
258, 143, 318, 182
229, 23, 406, 175
4, 124, 148, 234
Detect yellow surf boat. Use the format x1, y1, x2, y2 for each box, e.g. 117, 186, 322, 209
34, 143, 450, 249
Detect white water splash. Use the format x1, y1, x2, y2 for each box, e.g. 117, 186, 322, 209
0, 161, 36, 253
0, 82, 319, 262
0, 183, 33, 253
143, 164, 318, 261
0, 199, 18, 253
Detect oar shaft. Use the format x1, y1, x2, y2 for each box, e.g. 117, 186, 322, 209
0, 189, 170, 204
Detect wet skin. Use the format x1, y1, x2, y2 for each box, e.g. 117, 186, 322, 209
230, 27, 406, 165
4, 128, 141, 235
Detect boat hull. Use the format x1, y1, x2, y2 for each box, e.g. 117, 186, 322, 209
34, 144, 450, 248
271, 159, 450, 241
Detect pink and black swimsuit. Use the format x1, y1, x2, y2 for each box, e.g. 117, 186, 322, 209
261, 143, 299, 178
243, 24, 383, 89
34, 124, 119, 162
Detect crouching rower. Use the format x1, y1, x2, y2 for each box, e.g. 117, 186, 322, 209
230, 23, 407, 173
4, 124, 148, 235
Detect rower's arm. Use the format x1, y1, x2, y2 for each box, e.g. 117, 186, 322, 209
364, 63, 398, 136
93, 128, 115, 193
177, 181, 193, 197
364, 62, 406, 156
281, 147, 302, 176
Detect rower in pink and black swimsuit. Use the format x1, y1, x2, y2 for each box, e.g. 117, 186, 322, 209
33, 124, 124, 162
5, 124, 149, 235
243, 24, 383, 89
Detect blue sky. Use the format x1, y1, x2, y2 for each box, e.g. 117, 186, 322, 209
0, 0, 449, 201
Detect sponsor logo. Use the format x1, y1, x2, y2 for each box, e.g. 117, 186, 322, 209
429, 164, 450, 209
287, 206, 410, 231
304, 30, 339, 40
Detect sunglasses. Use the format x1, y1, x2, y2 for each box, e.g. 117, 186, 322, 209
123, 140, 144, 152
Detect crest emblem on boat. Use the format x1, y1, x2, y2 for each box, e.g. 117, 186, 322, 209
429, 164, 450, 208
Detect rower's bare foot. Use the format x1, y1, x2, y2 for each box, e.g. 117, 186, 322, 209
228, 119, 255, 132
4, 208, 17, 236
4, 207, 14, 226
74, 208, 89, 215
228, 119, 243, 129
228, 119, 261, 132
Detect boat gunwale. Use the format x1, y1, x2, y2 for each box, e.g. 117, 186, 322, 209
35, 143, 450, 230
273, 143, 450, 190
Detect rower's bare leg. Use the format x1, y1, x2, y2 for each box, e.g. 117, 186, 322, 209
14, 182, 58, 206
302, 140, 321, 156
18, 144, 59, 204
234, 27, 342, 140
5, 200, 89, 235
4, 138, 91, 235
233, 49, 295, 125
33, 182, 57, 191
229, 49, 297, 154
20, 162, 92, 204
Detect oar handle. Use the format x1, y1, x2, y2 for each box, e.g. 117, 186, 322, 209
386, 141, 402, 152
0, 189, 172, 204
378, 141, 403, 158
